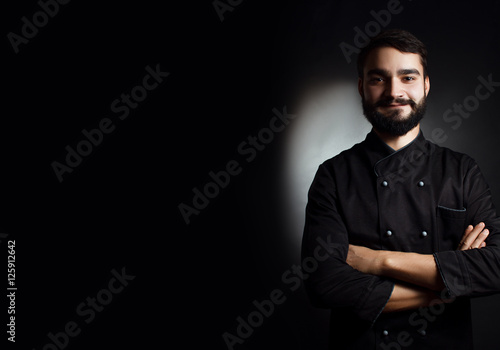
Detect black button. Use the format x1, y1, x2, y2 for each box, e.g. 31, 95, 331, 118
382, 181, 388, 187
421, 231, 428, 237
418, 329, 426, 336
382, 330, 389, 336
418, 181, 425, 187
386, 230, 393, 237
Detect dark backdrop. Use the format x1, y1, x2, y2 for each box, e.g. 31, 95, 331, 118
2, 0, 500, 349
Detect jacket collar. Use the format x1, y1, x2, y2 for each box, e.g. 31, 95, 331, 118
362, 128, 430, 178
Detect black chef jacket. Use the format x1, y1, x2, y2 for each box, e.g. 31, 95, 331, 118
302, 129, 500, 349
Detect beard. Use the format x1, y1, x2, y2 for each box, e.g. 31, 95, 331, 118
362, 96, 427, 136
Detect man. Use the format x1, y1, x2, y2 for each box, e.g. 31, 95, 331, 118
302, 29, 500, 349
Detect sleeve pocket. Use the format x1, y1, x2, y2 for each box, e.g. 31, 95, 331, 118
436, 206, 467, 251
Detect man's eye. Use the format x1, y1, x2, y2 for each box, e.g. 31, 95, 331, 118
403, 76, 416, 81
370, 77, 384, 82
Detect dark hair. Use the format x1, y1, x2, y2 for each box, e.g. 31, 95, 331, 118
357, 29, 428, 78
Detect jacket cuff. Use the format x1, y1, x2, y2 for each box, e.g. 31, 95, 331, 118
433, 251, 471, 297
353, 277, 395, 323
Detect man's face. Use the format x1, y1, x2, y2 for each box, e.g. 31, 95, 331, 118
359, 46, 430, 136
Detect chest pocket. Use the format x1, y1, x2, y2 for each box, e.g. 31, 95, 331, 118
436, 205, 467, 251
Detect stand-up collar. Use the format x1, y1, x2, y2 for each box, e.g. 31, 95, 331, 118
362, 129, 430, 177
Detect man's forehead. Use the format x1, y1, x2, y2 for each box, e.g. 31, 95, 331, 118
364, 47, 423, 75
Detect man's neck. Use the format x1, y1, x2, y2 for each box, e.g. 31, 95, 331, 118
374, 125, 420, 151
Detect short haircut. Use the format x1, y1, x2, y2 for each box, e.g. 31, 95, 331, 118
357, 29, 428, 79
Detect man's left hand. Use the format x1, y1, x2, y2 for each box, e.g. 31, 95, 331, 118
457, 222, 489, 250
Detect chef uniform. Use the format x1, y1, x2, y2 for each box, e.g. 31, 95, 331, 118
302, 129, 500, 349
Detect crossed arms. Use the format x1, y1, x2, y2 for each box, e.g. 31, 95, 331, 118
302, 160, 500, 322
346, 223, 489, 312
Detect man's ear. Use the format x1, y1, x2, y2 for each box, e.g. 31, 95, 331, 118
424, 75, 430, 97
358, 77, 364, 98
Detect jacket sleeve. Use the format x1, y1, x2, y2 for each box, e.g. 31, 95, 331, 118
302, 163, 394, 323
434, 159, 500, 298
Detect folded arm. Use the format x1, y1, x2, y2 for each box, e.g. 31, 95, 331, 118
383, 283, 439, 313
347, 222, 490, 312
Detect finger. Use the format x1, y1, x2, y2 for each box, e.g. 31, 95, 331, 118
459, 224, 478, 250
458, 225, 474, 249
470, 229, 489, 249
461, 222, 486, 250
480, 242, 487, 248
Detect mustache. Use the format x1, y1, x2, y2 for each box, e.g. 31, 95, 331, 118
374, 98, 417, 108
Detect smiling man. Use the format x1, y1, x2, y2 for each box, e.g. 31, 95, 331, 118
302, 29, 500, 349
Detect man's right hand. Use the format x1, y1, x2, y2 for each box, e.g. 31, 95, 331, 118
457, 222, 489, 250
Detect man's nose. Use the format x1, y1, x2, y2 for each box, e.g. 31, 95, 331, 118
384, 79, 404, 99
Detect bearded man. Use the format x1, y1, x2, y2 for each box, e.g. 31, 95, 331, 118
302, 29, 500, 349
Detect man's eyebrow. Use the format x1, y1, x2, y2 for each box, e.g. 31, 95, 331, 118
366, 68, 421, 76
366, 68, 390, 76
397, 68, 420, 76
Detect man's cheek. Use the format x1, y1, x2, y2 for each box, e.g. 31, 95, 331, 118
366, 96, 381, 106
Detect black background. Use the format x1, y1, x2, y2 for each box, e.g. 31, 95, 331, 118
2, 0, 500, 349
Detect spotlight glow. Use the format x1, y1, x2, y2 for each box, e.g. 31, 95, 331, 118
283, 81, 372, 249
